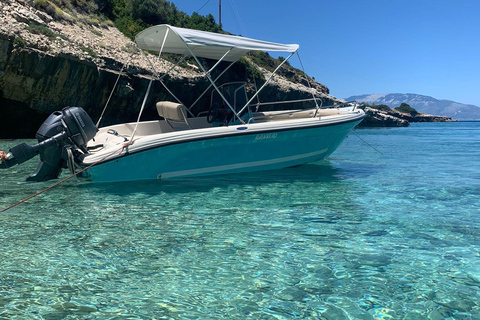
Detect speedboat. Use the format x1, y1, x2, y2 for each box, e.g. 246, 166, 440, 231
1, 24, 365, 183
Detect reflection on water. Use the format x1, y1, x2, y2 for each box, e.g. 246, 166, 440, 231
75, 162, 360, 193
1, 123, 479, 319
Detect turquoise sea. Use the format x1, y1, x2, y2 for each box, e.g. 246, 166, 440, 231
0, 122, 479, 319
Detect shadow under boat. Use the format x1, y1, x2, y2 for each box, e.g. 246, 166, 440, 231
70, 159, 379, 196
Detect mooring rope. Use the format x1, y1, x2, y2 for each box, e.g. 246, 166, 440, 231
0, 141, 133, 213
352, 131, 384, 155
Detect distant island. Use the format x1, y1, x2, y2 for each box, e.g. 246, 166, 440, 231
347, 93, 480, 121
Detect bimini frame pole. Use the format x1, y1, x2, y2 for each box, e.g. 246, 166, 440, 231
296, 51, 321, 117
183, 45, 245, 124
237, 50, 296, 117
139, 49, 194, 117
96, 52, 135, 127
187, 58, 238, 113
130, 28, 170, 140
158, 54, 188, 81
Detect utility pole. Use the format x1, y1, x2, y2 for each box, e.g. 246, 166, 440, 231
219, 0, 222, 26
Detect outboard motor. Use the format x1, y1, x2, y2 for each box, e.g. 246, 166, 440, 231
0, 107, 97, 182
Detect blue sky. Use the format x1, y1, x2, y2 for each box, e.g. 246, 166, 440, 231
173, 0, 480, 106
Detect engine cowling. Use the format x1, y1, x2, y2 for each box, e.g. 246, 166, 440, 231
0, 106, 98, 182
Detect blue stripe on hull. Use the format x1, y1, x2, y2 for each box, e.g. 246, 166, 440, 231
85, 120, 359, 182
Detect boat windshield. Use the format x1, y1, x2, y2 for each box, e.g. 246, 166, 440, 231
212, 83, 247, 112
210, 82, 251, 125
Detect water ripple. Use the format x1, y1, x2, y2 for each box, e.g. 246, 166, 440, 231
1, 123, 479, 319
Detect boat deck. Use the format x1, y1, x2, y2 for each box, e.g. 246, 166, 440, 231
86, 108, 356, 154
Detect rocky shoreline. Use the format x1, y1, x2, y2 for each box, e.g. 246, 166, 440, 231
357, 106, 455, 127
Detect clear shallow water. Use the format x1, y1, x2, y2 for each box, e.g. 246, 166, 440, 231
0, 122, 479, 319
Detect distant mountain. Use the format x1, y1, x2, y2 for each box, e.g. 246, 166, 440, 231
345, 93, 480, 120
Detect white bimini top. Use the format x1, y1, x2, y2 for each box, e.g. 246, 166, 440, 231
135, 24, 299, 61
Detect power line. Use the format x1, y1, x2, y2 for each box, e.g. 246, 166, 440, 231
196, 0, 211, 13
228, 0, 247, 36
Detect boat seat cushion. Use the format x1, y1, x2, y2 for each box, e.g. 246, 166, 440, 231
156, 101, 187, 121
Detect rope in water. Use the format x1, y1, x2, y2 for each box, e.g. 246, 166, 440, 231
352, 131, 384, 155
0, 141, 132, 213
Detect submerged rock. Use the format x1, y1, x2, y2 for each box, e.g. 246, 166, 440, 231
363, 230, 389, 237
358, 254, 392, 268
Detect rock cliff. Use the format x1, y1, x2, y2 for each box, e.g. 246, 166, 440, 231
0, 0, 335, 138
359, 107, 410, 127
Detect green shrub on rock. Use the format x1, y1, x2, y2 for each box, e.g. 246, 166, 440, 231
13, 36, 26, 47
395, 103, 418, 115
369, 103, 392, 112
25, 24, 57, 38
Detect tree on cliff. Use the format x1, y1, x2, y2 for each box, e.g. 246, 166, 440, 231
132, 0, 172, 25
107, 0, 221, 39
395, 103, 419, 116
